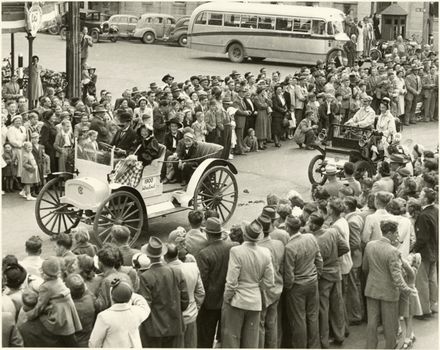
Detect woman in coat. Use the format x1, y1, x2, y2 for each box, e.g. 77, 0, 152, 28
29, 55, 44, 107
271, 84, 288, 147
134, 124, 161, 166
253, 85, 271, 149
6, 115, 27, 179
39, 110, 59, 174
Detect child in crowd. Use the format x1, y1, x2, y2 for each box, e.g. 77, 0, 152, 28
72, 228, 98, 258
244, 128, 258, 152
2, 142, 18, 192
192, 111, 207, 142
16, 289, 38, 329
25, 257, 82, 346
400, 253, 423, 349
21, 141, 38, 201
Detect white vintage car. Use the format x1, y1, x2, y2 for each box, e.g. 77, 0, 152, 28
35, 141, 238, 247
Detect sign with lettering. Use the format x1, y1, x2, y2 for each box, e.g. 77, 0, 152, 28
142, 176, 157, 191
26, 4, 43, 37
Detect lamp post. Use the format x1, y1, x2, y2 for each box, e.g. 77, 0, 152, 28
66, 1, 81, 99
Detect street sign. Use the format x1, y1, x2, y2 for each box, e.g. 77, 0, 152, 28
25, 3, 43, 37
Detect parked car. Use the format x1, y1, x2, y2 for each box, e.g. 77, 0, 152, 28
104, 14, 138, 39
132, 13, 176, 44
165, 15, 189, 47
60, 9, 115, 43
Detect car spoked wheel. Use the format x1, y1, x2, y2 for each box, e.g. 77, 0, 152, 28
92, 191, 144, 247
193, 166, 238, 224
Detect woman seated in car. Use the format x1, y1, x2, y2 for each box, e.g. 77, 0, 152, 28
134, 124, 161, 166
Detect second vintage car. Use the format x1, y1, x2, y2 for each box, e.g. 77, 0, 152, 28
165, 15, 190, 46
132, 13, 176, 44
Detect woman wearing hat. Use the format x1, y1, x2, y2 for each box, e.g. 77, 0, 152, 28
134, 124, 160, 166
6, 114, 27, 182
272, 84, 288, 148
253, 85, 271, 149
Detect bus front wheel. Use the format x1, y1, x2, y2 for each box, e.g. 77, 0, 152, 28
228, 43, 245, 63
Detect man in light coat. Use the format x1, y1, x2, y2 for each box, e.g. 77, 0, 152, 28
284, 215, 323, 348
404, 67, 422, 125
257, 215, 285, 348
165, 244, 205, 348
89, 281, 150, 348
222, 220, 274, 348
345, 95, 376, 128
363, 220, 412, 349
361, 191, 394, 247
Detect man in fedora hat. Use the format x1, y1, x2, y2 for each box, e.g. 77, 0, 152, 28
176, 129, 199, 186
139, 237, 189, 347
284, 215, 322, 348
162, 74, 174, 88
261, 206, 290, 245
257, 215, 285, 348
344, 94, 375, 128
322, 165, 343, 198
196, 217, 238, 348
222, 220, 274, 348
90, 104, 111, 144
111, 112, 137, 155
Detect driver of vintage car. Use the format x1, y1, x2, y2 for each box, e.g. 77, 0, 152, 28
344, 95, 375, 128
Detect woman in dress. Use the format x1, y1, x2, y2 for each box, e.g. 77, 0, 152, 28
356, 20, 364, 59
271, 84, 288, 147
253, 85, 271, 150
29, 55, 44, 107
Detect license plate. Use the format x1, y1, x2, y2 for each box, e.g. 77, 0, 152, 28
326, 156, 349, 169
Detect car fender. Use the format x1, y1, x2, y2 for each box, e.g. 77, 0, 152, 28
91, 26, 101, 34
172, 159, 237, 207
134, 27, 156, 38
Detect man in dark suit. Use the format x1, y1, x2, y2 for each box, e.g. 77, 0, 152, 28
139, 237, 189, 348
233, 87, 252, 155
111, 112, 137, 156
363, 220, 412, 349
163, 119, 184, 183
318, 93, 339, 133
89, 104, 111, 144
196, 218, 238, 348
153, 99, 169, 144
176, 131, 199, 186
243, 88, 257, 133
414, 188, 439, 318
404, 67, 422, 125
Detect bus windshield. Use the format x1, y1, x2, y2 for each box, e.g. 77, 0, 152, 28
332, 20, 344, 35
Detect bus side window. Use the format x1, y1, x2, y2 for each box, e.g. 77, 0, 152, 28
195, 11, 207, 25
207, 13, 223, 26
294, 18, 311, 33
311, 20, 326, 35
240, 15, 257, 28
258, 16, 275, 30
276, 17, 293, 31
224, 13, 240, 27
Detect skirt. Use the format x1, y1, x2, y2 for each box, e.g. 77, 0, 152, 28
271, 116, 284, 137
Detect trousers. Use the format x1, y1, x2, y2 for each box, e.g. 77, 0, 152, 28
259, 300, 279, 348
415, 258, 438, 314
141, 334, 182, 348
184, 321, 197, 348
220, 125, 232, 160
221, 303, 260, 348
366, 297, 399, 349
424, 92, 433, 121
318, 278, 345, 348
404, 97, 417, 124
285, 281, 320, 349
234, 127, 246, 155
196, 306, 221, 348
345, 267, 364, 323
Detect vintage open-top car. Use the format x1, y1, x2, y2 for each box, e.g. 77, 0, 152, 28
307, 123, 410, 186
35, 142, 238, 247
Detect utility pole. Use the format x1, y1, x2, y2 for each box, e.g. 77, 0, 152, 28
66, 1, 81, 98
422, 2, 429, 45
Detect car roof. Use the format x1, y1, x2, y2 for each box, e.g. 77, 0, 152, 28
110, 14, 138, 19
140, 13, 175, 19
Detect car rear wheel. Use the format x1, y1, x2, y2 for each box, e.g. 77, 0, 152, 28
228, 43, 245, 63
110, 35, 118, 43
178, 34, 187, 47
91, 29, 99, 43
142, 32, 155, 44
59, 27, 67, 41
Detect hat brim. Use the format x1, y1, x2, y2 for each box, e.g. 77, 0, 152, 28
241, 221, 262, 242
145, 245, 168, 258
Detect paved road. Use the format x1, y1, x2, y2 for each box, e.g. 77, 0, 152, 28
2, 33, 439, 349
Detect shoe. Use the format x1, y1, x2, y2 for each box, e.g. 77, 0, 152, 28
1, 190, 4, 195
298, 143, 303, 148
275, 143, 281, 148
19, 190, 26, 198
404, 123, 410, 126
180, 180, 187, 187
228, 154, 234, 160
431, 303, 438, 313
26, 194, 37, 201
168, 178, 177, 184
402, 339, 411, 349
305, 146, 315, 150
162, 178, 169, 184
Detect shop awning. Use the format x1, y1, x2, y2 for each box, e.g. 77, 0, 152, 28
2, 2, 59, 34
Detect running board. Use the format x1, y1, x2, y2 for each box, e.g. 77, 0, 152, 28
147, 201, 189, 219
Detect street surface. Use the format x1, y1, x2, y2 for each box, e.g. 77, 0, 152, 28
2, 33, 439, 349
